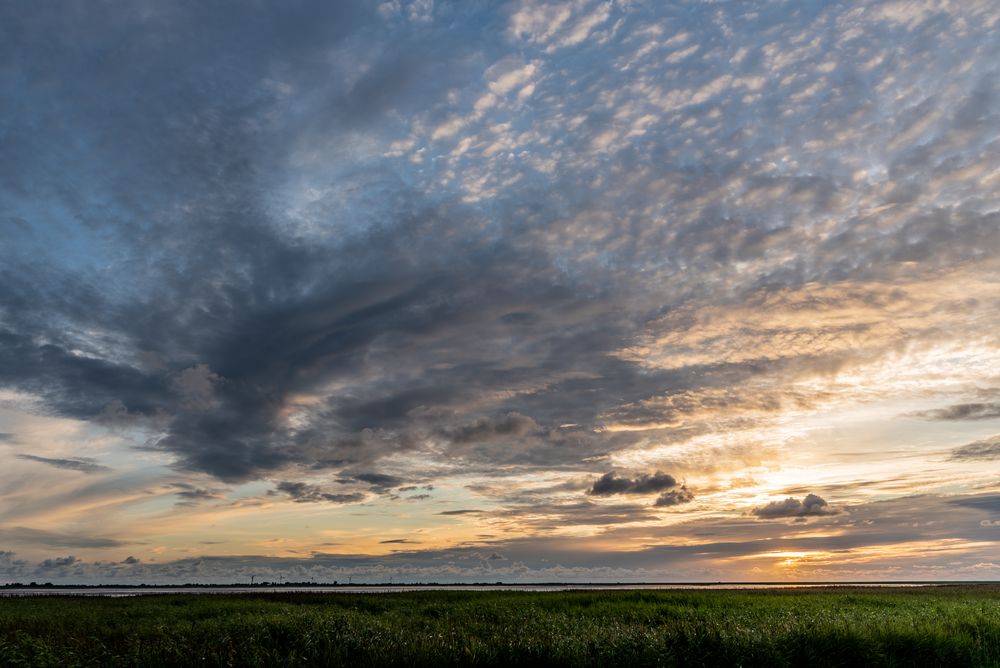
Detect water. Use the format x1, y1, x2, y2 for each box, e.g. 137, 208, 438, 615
0, 583, 947, 597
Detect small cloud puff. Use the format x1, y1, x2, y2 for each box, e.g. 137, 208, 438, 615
655, 485, 694, 507
589, 470, 679, 496
752, 494, 839, 519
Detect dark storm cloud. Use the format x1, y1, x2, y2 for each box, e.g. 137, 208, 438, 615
0, 1, 518, 483
15, 454, 111, 474
752, 494, 839, 519
950, 436, 1000, 461
909, 403, 1000, 421
0, 0, 998, 509
0, 328, 173, 421
589, 471, 679, 496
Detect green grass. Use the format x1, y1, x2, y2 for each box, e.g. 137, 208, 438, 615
2, 586, 1000, 666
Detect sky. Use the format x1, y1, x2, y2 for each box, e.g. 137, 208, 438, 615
1, 0, 999, 584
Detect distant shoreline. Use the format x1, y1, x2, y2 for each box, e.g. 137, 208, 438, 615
4, 580, 998, 588
3, 581, 998, 597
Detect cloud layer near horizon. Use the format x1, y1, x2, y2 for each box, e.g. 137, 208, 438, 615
1, 0, 999, 582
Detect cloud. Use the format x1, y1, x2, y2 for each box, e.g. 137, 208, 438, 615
274, 481, 365, 504
949, 495, 1000, 514
122, 555, 140, 565
172, 364, 222, 410
950, 436, 1000, 461
655, 486, 694, 507
589, 471, 679, 496
0, 527, 130, 549
0, 0, 997, 498
910, 403, 1000, 421
442, 413, 539, 445
0, 492, 996, 583
15, 454, 111, 474
352, 472, 405, 489
752, 494, 839, 519
0, 550, 29, 575
38, 555, 78, 569
485, 56, 538, 96
170, 482, 227, 506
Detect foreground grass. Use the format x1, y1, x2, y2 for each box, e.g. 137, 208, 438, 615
2, 586, 1000, 666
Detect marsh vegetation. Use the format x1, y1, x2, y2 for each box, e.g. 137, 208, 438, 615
2, 586, 999, 666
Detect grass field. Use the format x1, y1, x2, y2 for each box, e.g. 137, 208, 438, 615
2, 586, 1000, 666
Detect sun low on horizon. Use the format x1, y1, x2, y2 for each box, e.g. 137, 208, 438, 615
1, 0, 999, 585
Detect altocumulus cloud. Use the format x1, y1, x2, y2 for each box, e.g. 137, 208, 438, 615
1, 0, 996, 493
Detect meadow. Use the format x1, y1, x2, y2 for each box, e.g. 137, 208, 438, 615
2, 586, 1000, 666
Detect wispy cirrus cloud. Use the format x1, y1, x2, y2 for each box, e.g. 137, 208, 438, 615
950, 437, 1000, 462
15, 454, 111, 474
910, 403, 1000, 422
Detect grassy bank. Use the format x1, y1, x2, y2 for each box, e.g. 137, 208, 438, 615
2, 586, 1000, 666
